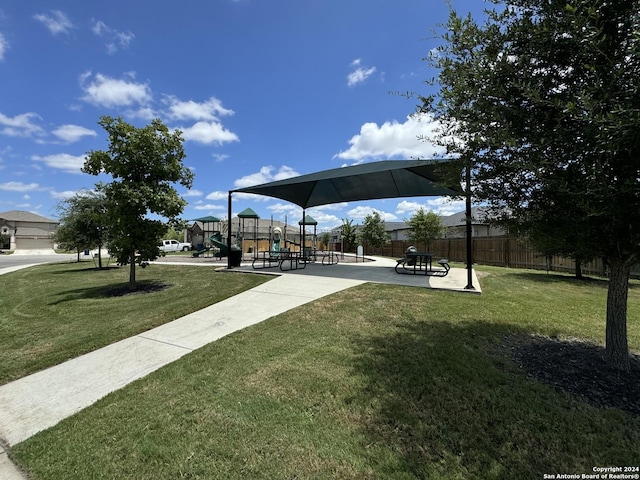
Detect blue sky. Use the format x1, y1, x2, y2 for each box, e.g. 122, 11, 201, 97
0, 0, 484, 231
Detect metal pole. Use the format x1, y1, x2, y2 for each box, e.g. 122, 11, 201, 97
227, 191, 233, 269
465, 162, 475, 290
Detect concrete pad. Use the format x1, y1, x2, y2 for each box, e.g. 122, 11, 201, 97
234, 256, 482, 294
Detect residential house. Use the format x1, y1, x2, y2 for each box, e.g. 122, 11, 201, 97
440, 206, 506, 238
0, 210, 59, 251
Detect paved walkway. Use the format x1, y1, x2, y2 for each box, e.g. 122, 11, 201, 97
0, 256, 479, 479
0, 272, 365, 479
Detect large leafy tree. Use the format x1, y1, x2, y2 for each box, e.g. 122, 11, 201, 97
54, 191, 109, 266
340, 218, 358, 253
359, 211, 389, 250
83, 116, 194, 290
422, 0, 640, 371
405, 208, 446, 252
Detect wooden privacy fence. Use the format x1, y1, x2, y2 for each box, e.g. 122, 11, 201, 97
363, 236, 616, 277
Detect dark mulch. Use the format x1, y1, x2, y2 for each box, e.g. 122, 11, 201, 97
497, 335, 640, 417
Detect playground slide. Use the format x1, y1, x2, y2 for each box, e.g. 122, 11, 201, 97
209, 235, 229, 257
192, 246, 211, 257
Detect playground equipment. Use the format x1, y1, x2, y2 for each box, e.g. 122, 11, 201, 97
272, 227, 282, 253
209, 232, 242, 265
191, 246, 211, 257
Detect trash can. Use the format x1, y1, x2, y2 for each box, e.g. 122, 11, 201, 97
405, 245, 417, 266
229, 246, 242, 267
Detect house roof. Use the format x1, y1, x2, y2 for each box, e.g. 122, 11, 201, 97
440, 206, 498, 228
0, 210, 57, 224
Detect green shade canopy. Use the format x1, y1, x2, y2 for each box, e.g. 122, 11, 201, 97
192, 215, 221, 222
232, 159, 459, 208
299, 215, 318, 226
237, 208, 259, 219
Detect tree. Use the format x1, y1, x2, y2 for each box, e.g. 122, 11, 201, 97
422, 0, 640, 371
405, 208, 446, 252
54, 191, 109, 266
319, 231, 331, 250
359, 211, 389, 250
340, 218, 358, 253
0, 232, 10, 251
83, 116, 194, 290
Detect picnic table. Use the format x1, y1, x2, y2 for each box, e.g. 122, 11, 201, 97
252, 249, 307, 271
395, 251, 450, 276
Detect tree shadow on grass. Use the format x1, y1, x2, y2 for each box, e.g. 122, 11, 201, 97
48, 265, 122, 274
508, 271, 640, 290
349, 320, 640, 478
49, 280, 170, 304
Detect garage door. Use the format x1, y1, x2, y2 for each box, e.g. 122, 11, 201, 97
15, 238, 54, 250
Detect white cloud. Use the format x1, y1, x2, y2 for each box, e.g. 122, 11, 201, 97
164, 96, 234, 121
395, 198, 465, 218
306, 208, 341, 229
0, 112, 44, 137
193, 203, 225, 211
347, 58, 377, 86
347, 205, 397, 221
33, 10, 74, 35
127, 106, 157, 121
184, 189, 203, 197
233, 165, 299, 189
205, 191, 227, 201
0, 181, 40, 192
178, 121, 239, 145
213, 153, 229, 162
266, 203, 301, 219
0, 33, 8, 61
50, 190, 77, 200
92, 19, 135, 54
52, 124, 97, 143
80, 72, 152, 108
334, 114, 446, 162
31, 153, 85, 174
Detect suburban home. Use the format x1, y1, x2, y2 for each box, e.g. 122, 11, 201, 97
326, 206, 506, 247
0, 210, 59, 251
387, 207, 506, 239
440, 206, 507, 238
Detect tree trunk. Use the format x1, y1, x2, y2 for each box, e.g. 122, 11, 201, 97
575, 259, 583, 280
606, 259, 630, 371
128, 248, 136, 291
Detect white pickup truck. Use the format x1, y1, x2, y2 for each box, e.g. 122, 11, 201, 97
158, 239, 192, 252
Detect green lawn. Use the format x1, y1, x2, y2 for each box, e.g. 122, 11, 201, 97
0, 261, 269, 385
8, 265, 640, 479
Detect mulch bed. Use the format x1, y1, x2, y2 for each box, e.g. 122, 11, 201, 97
497, 335, 640, 417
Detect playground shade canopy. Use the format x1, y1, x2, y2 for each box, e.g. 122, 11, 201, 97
231, 159, 460, 208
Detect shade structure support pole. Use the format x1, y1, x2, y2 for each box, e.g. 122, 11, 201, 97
227, 191, 233, 269
302, 209, 306, 257
465, 163, 475, 290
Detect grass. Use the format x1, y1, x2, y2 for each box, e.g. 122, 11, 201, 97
8, 265, 640, 479
0, 260, 269, 385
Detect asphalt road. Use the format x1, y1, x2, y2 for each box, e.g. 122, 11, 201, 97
0, 252, 77, 273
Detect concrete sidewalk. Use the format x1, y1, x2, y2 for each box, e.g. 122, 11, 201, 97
0, 273, 365, 478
